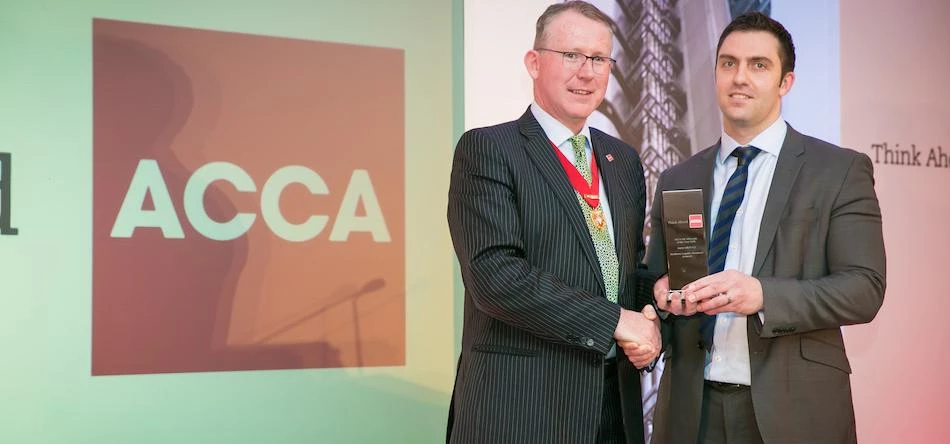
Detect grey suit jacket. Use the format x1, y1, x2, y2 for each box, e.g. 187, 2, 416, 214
647, 125, 886, 444
446, 109, 658, 444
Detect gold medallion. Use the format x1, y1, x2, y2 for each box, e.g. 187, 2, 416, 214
591, 207, 607, 231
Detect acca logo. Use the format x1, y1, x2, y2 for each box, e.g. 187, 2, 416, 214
92, 19, 405, 376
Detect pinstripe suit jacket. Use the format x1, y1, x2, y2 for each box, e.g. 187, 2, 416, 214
446, 109, 657, 444
647, 126, 886, 444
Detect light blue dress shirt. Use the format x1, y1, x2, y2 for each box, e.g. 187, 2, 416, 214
705, 118, 787, 385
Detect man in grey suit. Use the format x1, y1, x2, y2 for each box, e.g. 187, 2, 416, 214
644, 12, 886, 444
447, 2, 661, 443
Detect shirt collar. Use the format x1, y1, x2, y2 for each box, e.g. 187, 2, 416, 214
718, 118, 788, 164
531, 102, 592, 147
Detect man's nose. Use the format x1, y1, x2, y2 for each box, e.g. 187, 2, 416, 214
733, 64, 749, 84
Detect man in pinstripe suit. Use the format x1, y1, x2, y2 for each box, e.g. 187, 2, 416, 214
447, 2, 661, 443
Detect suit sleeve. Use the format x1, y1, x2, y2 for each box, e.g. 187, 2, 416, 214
447, 129, 620, 355
645, 171, 669, 276
644, 171, 676, 353
758, 152, 886, 336
627, 146, 663, 312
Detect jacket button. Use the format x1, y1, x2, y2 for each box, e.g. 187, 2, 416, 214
585, 338, 595, 347
591, 358, 600, 367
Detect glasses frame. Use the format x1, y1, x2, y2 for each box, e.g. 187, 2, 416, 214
535, 48, 617, 75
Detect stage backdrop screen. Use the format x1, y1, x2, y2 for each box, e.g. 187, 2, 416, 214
0, 1, 459, 442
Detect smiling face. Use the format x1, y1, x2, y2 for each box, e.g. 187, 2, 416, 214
525, 10, 612, 134
715, 30, 795, 144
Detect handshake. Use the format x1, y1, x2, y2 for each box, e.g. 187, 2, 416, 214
613, 304, 661, 369
610, 270, 765, 369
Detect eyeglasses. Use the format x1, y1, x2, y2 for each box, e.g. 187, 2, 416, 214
535, 48, 616, 75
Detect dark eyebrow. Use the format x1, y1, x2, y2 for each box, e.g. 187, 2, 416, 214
718, 54, 774, 65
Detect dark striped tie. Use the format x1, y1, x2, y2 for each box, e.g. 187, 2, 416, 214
700, 146, 761, 351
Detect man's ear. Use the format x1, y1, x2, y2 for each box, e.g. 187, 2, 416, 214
525, 50, 540, 80
779, 71, 795, 96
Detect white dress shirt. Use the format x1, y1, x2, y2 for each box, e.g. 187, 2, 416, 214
705, 118, 787, 385
530, 103, 616, 240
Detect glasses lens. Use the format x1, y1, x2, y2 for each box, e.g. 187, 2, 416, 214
591, 60, 603, 74
561, 54, 582, 70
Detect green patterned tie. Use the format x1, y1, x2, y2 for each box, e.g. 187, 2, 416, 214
570, 134, 619, 303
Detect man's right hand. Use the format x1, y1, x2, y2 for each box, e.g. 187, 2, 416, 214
614, 306, 660, 368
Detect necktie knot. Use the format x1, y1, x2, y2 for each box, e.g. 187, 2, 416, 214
732, 146, 761, 168
569, 134, 591, 183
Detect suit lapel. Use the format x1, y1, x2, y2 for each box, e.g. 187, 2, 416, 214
517, 110, 604, 291
752, 126, 805, 276
591, 130, 629, 295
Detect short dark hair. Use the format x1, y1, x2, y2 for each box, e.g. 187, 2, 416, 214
534, 1, 613, 49
717, 12, 795, 77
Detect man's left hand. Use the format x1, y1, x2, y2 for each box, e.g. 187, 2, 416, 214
681, 270, 763, 316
